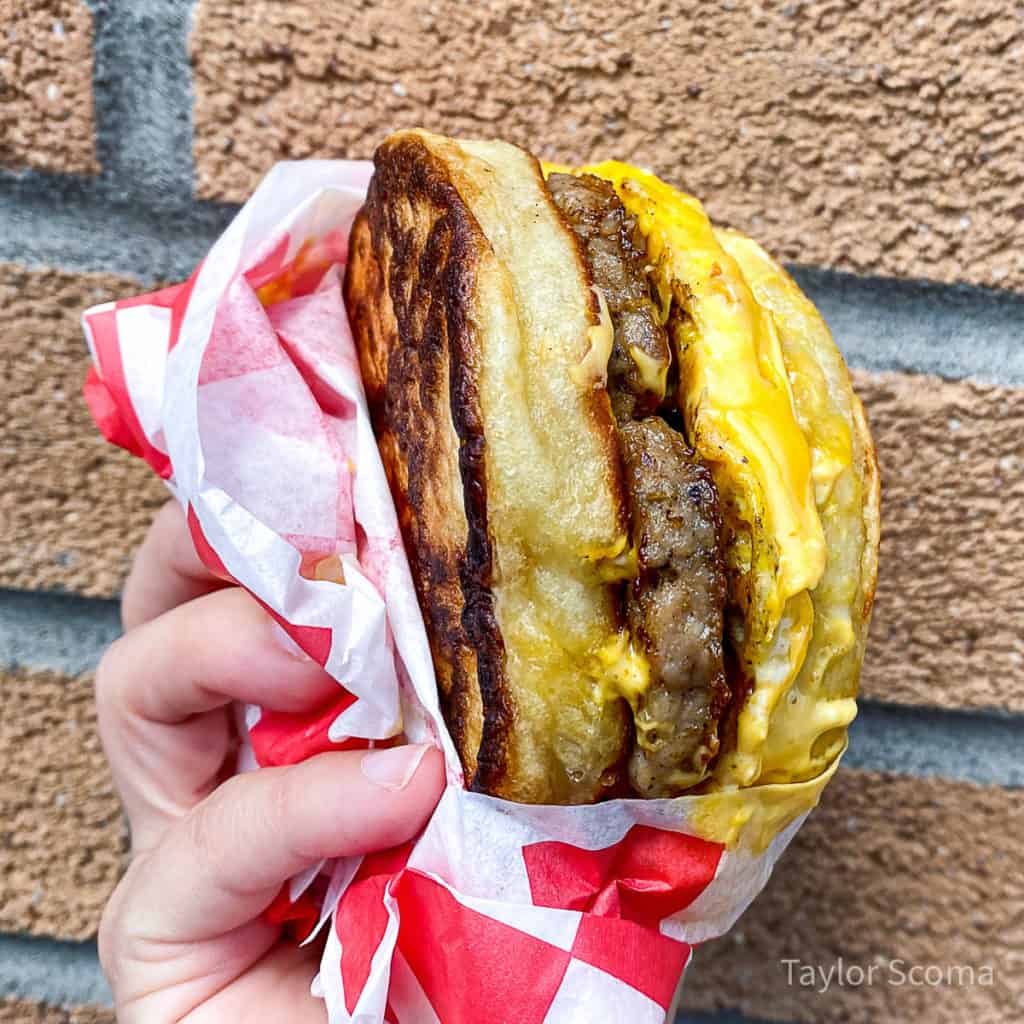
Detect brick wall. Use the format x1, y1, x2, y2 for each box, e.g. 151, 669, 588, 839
1, 2, 1021, 1021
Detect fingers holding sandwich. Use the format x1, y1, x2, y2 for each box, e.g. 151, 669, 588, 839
97, 581, 343, 852
100, 745, 443, 1022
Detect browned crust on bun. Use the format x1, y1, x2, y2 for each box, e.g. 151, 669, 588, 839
345, 130, 633, 803
344, 135, 501, 785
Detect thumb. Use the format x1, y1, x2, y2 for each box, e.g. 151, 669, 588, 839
124, 744, 444, 941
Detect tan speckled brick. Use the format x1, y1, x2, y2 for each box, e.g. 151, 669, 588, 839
0, 0, 98, 174
0, 668, 126, 940
191, 0, 1024, 291
857, 371, 1024, 712
0, 1002, 113, 1024
0, 263, 169, 597
683, 770, 1024, 1023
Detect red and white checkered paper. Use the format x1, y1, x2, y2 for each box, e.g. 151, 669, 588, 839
83, 160, 808, 1024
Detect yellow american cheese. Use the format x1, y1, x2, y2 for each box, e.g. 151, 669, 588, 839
590, 631, 651, 708
581, 533, 640, 583
568, 287, 615, 388
627, 344, 670, 398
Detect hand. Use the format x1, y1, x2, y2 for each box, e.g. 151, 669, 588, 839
96, 501, 444, 1023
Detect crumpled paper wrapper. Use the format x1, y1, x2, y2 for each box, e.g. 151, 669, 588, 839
83, 160, 813, 1024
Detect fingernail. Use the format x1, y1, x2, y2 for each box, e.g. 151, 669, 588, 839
268, 620, 310, 661
360, 744, 431, 791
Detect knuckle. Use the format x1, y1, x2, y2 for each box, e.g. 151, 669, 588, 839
268, 768, 301, 846
97, 871, 131, 987
94, 636, 129, 714
182, 785, 227, 861
182, 770, 250, 862
97, 900, 116, 973
250, 765, 318, 863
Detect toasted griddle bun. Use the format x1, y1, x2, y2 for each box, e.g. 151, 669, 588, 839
344, 129, 632, 803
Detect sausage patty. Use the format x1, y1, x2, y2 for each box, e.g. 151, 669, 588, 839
548, 172, 730, 796
618, 418, 729, 795
547, 172, 670, 420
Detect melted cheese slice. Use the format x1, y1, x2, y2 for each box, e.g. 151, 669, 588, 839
569, 287, 614, 387
591, 632, 651, 707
